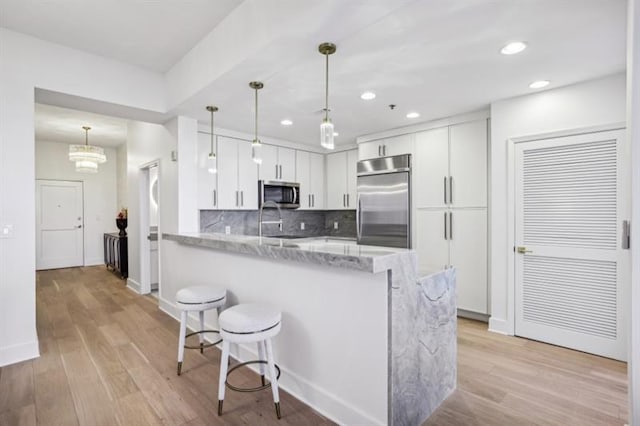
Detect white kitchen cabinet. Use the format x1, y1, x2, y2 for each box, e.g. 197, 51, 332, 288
415, 209, 450, 272
413, 118, 488, 315
259, 144, 296, 182
449, 120, 487, 207
217, 136, 258, 210
415, 127, 449, 208
326, 149, 358, 209
296, 150, 325, 209
358, 134, 413, 160
197, 132, 218, 209
449, 209, 487, 314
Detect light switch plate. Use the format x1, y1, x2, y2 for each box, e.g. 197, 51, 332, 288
300, 222, 305, 230
334, 222, 339, 230
1, 224, 14, 239
225, 226, 231, 234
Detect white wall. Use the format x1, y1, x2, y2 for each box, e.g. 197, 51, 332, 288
125, 120, 178, 292
116, 143, 128, 211
0, 27, 166, 366
489, 73, 627, 334
627, 0, 640, 423
35, 141, 118, 265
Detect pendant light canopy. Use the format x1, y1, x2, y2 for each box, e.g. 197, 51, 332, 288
206, 105, 218, 174
318, 42, 336, 150
249, 81, 264, 164
69, 126, 106, 173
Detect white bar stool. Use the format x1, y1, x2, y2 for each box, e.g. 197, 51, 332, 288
175, 285, 226, 375
217, 303, 282, 419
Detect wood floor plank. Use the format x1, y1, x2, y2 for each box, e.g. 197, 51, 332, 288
0, 361, 34, 414
0, 403, 36, 426
113, 391, 162, 426
33, 367, 78, 426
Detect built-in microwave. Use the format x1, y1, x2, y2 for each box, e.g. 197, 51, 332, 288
259, 180, 300, 209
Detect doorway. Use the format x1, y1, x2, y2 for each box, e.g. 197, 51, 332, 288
36, 179, 84, 270
139, 161, 160, 297
513, 128, 629, 361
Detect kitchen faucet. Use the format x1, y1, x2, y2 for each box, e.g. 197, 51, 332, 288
258, 200, 283, 238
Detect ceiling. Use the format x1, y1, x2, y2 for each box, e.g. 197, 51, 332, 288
9, 0, 628, 147
0, 0, 243, 72
35, 103, 127, 148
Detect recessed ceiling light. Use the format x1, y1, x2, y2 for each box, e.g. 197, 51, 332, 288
406, 112, 420, 119
360, 91, 376, 100
529, 80, 550, 89
280, 119, 293, 126
333, 132, 339, 136
501, 41, 527, 55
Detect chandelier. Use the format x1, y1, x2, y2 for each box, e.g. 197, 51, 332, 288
69, 126, 106, 173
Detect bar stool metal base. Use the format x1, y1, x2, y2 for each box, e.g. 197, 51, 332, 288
225, 360, 281, 393
177, 330, 222, 376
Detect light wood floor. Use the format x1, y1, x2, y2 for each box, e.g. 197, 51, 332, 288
0, 266, 628, 426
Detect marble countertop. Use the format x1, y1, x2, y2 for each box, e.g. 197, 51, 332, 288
163, 232, 415, 273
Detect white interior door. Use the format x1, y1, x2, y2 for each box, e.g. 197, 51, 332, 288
514, 129, 629, 361
36, 180, 84, 270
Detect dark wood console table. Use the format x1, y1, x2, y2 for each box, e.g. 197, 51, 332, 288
104, 233, 128, 279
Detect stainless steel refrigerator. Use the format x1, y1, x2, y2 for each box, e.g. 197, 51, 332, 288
356, 154, 411, 248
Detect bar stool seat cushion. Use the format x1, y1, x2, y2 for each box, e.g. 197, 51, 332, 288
219, 303, 281, 334
176, 285, 226, 305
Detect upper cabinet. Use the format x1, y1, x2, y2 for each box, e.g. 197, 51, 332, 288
358, 134, 413, 160
259, 145, 296, 182
414, 119, 487, 208
197, 132, 218, 210
216, 136, 258, 210
326, 149, 358, 209
296, 151, 325, 209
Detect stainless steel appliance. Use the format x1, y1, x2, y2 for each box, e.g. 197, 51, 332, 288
259, 180, 300, 209
357, 154, 411, 248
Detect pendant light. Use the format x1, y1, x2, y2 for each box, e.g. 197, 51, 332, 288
69, 126, 106, 173
318, 42, 337, 150
249, 81, 264, 164
205, 105, 218, 174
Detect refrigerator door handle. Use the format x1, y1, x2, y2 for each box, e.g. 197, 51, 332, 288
449, 176, 453, 204
449, 211, 453, 240
444, 177, 447, 205
357, 196, 362, 240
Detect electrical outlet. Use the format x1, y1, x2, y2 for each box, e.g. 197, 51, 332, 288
225, 226, 231, 234
334, 221, 339, 230
300, 222, 305, 230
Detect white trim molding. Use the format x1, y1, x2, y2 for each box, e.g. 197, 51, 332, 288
126, 277, 142, 293
0, 339, 40, 367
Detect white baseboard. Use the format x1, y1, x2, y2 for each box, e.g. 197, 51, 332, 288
84, 257, 105, 267
0, 339, 40, 367
158, 297, 384, 426
488, 317, 509, 335
127, 278, 141, 293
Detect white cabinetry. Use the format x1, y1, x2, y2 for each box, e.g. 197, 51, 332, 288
296, 151, 325, 209
197, 132, 218, 209
414, 118, 488, 315
326, 149, 358, 209
358, 134, 413, 160
259, 145, 295, 181
216, 136, 258, 210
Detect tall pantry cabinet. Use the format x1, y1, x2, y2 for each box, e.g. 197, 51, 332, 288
414, 119, 488, 315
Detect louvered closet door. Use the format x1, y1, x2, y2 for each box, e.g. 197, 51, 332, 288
514, 129, 628, 361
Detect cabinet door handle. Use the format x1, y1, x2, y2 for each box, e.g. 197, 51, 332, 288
308, 194, 311, 207
346, 193, 350, 207
444, 177, 447, 205
235, 191, 239, 207
444, 212, 448, 240
378, 145, 381, 156
275, 164, 279, 179
240, 191, 244, 207
449, 212, 453, 240
279, 165, 283, 179
449, 176, 453, 204
213, 189, 217, 207
343, 194, 346, 207
312, 194, 315, 207
383, 145, 386, 156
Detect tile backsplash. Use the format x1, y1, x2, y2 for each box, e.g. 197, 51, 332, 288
200, 209, 356, 238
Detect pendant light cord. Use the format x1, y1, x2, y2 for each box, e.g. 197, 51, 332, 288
325, 52, 329, 121
254, 86, 259, 142
210, 108, 214, 155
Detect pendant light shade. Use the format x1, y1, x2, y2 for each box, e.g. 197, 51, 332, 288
249, 81, 264, 164
69, 126, 106, 173
206, 105, 218, 174
318, 42, 336, 150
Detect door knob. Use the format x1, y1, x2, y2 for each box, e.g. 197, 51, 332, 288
516, 246, 532, 254
76, 225, 82, 229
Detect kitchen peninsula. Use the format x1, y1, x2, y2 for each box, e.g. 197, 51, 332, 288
161, 233, 456, 425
